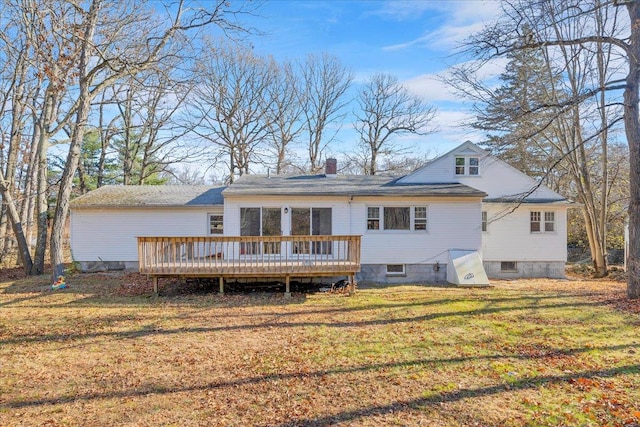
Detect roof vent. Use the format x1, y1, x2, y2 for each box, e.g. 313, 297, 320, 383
325, 158, 337, 178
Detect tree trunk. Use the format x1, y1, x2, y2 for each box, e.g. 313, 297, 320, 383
33, 93, 55, 275
0, 170, 33, 274
625, 1, 640, 298
50, 0, 101, 283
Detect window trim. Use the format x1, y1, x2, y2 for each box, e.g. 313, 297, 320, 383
531, 210, 556, 234
384, 206, 411, 230
501, 261, 518, 272
239, 207, 282, 255
544, 212, 555, 232
366, 206, 428, 232
454, 156, 480, 176
290, 207, 333, 255
367, 207, 380, 230
481, 211, 488, 232
208, 212, 224, 235
386, 264, 406, 276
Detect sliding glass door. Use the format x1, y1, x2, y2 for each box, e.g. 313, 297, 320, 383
291, 208, 332, 255
240, 207, 281, 254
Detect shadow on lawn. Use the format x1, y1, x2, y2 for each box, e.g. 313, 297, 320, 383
276, 362, 640, 427
0, 272, 316, 308
3, 344, 639, 412
0, 297, 611, 346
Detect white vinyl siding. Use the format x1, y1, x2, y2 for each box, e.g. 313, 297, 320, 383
399, 143, 566, 202
224, 197, 350, 237
455, 156, 479, 176
357, 200, 481, 264
366, 206, 428, 232
226, 196, 481, 266
71, 207, 219, 262
481, 204, 568, 262
531, 211, 556, 233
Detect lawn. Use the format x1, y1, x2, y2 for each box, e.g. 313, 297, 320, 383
1, 272, 639, 426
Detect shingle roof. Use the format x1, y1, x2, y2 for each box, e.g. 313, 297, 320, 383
70, 185, 225, 208
222, 174, 487, 198
484, 197, 573, 205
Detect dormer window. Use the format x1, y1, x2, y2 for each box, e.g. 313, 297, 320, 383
455, 156, 479, 176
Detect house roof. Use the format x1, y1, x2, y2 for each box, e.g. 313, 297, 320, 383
70, 185, 225, 208
399, 140, 488, 184
484, 197, 574, 205
222, 174, 487, 198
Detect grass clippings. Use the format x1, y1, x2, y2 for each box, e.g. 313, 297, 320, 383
1, 272, 639, 426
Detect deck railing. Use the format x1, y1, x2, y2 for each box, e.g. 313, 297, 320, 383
137, 235, 361, 278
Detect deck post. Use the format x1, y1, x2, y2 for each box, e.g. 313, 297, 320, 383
219, 277, 224, 294
153, 276, 158, 294
348, 274, 356, 296
285, 275, 291, 298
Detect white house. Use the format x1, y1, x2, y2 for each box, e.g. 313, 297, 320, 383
70, 142, 572, 284
399, 141, 572, 279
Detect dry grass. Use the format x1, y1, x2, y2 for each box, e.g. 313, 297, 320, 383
1, 271, 639, 426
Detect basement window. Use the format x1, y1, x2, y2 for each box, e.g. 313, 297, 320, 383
501, 261, 517, 272
386, 264, 406, 276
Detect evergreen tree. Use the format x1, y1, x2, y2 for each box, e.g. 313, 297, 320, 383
473, 26, 564, 181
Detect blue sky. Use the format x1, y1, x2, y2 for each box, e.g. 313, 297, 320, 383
245, 0, 503, 157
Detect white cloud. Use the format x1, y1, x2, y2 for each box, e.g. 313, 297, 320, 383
379, 1, 502, 52
402, 73, 457, 102
400, 57, 509, 102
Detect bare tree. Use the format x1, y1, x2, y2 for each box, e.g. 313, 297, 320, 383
108, 71, 198, 186
299, 53, 353, 173
264, 61, 305, 174
189, 42, 277, 183
354, 73, 436, 175
457, 0, 640, 297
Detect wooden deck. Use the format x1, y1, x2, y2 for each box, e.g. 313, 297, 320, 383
137, 235, 361, 294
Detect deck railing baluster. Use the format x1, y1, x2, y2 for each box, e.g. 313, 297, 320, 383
137, 235, 360, 278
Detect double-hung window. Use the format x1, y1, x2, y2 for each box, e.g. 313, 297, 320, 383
531, 211, 555, 233
367, 207, 380, 230
367, 206, 427, 231
208, 212, 223, 235
415, 207, 428, 230
455, 156, 480, 176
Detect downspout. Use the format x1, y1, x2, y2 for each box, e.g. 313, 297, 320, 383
348, 195, 353, 234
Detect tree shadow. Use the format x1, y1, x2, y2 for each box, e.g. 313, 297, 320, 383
3, 343, 638, 411
276, 363, 640, 427
0, 296, 610, 347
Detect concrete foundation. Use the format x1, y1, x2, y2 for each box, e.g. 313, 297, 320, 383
357, 264, 447, 285
76, 260, 139, 273
483, 261, 565, 279
76, 260, 565, 282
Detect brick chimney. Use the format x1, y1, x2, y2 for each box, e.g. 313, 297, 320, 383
325, 158, 337, 178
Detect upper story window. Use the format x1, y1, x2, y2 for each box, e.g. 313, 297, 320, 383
367, 206, 428, 232
531, 211, 555, 233
481, 211, 487, 232
455, 156, 479, 176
